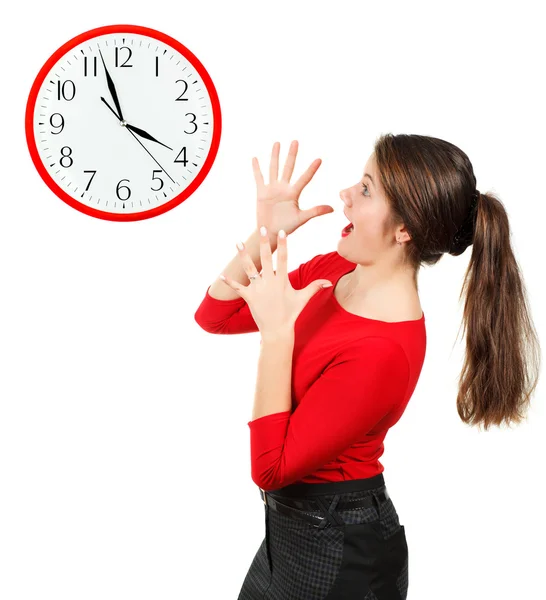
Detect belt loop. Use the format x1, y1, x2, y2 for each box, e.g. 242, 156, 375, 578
314, 494, 344, 528
371, 490, 383, 521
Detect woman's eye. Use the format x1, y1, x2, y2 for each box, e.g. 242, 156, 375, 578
361, 183, 370, 196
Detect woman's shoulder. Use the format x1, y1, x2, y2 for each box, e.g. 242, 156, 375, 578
296, 249, 353, 282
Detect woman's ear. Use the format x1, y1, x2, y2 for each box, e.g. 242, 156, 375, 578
396, 226, 412, 243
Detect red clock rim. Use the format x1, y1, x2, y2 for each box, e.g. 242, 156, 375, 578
24, 23, 222, 222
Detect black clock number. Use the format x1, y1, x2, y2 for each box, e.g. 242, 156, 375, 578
83, 170, 97, 191
84, 56, 98, 77
175, 79, 189, 101
115, 47, 133, 68
50, 113, 64, 135
184, 113, 198, 134
116, 179, 131, 201
57, 80, 76, 101
60, 146, 73, 168
151, 170, 164, 192
174, 147, 188, 166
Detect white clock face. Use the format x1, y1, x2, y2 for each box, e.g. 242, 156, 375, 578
28, 27, 221, 220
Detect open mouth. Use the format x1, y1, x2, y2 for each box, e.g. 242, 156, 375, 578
342, 222, 354, 236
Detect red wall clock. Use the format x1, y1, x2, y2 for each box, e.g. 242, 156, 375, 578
25, 24, 222, 221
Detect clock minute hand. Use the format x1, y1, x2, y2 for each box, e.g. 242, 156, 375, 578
125, 123, 173, 151
98, 48, 124, 122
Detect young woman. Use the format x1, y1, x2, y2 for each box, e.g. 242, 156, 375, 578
194, 136, 540, 600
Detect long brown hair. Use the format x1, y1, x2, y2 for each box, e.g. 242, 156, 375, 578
373, 133, 541, 430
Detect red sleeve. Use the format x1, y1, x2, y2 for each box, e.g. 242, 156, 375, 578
194, 253, 326, 334
247, 336, 410, 490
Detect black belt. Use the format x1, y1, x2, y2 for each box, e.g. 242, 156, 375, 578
259, 486, 389, 529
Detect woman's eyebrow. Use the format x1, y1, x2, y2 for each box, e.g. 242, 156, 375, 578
363, 173, 375, 187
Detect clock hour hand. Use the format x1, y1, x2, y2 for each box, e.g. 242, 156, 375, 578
125, 123, 173, 151
100, 97, 177, 185
100, 97, 173, 151
98, 48, 124, 122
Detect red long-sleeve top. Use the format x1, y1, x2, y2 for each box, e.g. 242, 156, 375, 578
194, 250, 426, 491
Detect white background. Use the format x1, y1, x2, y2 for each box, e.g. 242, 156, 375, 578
1, 1, 544, 598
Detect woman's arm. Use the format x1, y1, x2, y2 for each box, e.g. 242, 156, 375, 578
251, 329, 295, 421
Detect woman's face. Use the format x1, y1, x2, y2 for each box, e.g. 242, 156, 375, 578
339, 153, 393, 257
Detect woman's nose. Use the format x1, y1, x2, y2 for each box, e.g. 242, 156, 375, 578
339, 190, 351, 207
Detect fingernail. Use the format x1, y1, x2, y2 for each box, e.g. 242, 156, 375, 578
236, 241, 244, 251
219, 275, 226, 281
279, 229, 286, 239
260, 226, 267, 236
321, 282, 333, 288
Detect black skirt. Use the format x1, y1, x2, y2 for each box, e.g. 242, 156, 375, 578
237, 473, 408, 600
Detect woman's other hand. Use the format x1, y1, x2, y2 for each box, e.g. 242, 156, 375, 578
253, 140, 334, 237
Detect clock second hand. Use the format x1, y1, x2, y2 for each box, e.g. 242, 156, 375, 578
100, 96, 177, 185
125, 128, 177, 185
100, 95, 123, 121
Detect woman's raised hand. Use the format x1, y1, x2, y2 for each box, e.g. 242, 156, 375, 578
252, 140, 334, 237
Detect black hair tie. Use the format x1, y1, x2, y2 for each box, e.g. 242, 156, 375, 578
449, 190, 480, 255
